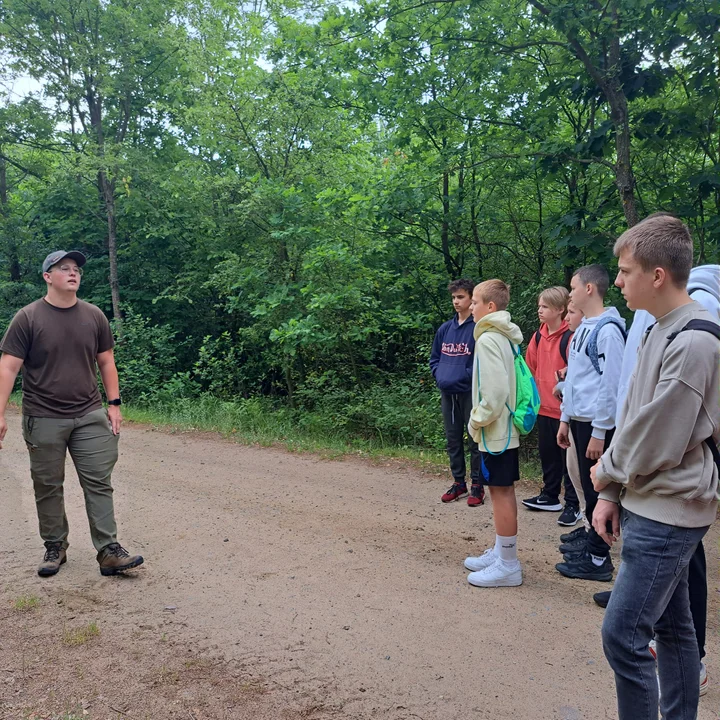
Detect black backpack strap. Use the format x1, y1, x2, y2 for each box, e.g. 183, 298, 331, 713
705, 437, 720, 472
534, 329, 541, 347
666, 319, 720, 471
559, 328, 572, 364
666, 319, 720, 344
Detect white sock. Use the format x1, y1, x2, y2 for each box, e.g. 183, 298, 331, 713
494, 534, 518, 563
590, 554, 606, 566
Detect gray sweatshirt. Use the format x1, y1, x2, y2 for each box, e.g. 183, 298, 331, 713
560, 307, 626, 439
597, 301, 720, 528
615, 265, 720, 413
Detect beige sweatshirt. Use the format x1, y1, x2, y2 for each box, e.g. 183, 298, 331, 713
597, 301, 720, 528
468, 311, 523, 453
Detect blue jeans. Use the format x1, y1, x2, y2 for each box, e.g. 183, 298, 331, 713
602, 509, 708, 720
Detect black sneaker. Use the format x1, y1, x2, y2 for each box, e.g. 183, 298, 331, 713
593, 591, 612, 608
556, 552, 614, 582
560, 526, 587, 543
562, 549, 585, 562
557, 506, 581, 527
522, 493, 563, 512
559, 535, 587, 553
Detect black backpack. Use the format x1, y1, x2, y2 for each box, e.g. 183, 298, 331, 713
664, 319, 720, 470
534, 328, 573, 365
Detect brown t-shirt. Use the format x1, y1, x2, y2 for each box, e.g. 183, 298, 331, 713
0, 298, 115, 418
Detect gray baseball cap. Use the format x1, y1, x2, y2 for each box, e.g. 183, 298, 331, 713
42, 250, 87, 273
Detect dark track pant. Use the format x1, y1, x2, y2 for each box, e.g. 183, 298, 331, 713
569, 420, 614, 558
441, 391, 481, 484
537, 414, 578, 508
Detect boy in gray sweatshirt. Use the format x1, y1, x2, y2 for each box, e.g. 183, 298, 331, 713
592, 215, 720, 720
555, 265, 626, 581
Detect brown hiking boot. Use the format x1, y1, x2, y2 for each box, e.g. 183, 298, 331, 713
38, 541, 67, 577
97, 543, 144, 576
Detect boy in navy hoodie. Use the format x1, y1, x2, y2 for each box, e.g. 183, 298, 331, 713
555, 264, 625, 582
430, 279, 483, 506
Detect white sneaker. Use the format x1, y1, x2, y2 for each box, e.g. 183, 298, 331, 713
700, 661, 708, 696
464, 549, 497, 572
467, 559, 522, 587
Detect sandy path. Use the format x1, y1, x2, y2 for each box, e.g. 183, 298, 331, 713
1, 411, 718, 720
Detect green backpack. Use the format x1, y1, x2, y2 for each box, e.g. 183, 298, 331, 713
508, 341, 540, 435
477, 338, 540, 455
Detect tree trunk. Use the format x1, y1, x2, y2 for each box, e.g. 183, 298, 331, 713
98, 170, 122, 325
441, 170, 454, 277
470, 164, 483, 278
607, 84, 639, 227
528, 0, 640, 229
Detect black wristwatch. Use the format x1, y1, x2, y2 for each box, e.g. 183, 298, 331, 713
108, 398, 122, 406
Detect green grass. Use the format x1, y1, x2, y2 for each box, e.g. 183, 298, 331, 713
63, 621, 100, 646
122, 396, 543, 481
122, 395, 453, 470
12, 594, 41, 612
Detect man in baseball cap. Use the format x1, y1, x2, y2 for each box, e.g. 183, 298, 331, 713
0, 249, 144, 577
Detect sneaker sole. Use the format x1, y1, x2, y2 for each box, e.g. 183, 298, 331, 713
467, 499, 484, 507
99, 556, 144, 576
38, 554, 67, 577
700, 679, 708, 697
468, 572, 523, 588
557, 515, 581, 527
555, 564, 613, 582
522, 502, 563, 512
442, 492, 468, 503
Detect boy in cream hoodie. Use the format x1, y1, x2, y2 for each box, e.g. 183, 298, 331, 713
592, 215, 720, 720
463, 280, 524, 588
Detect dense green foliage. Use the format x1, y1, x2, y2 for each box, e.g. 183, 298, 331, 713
1, 0, 718, 449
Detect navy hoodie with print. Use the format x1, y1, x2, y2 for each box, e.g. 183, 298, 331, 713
430, 315, 476, 394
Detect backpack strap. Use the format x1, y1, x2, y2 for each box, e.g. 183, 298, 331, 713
586, 317, 627, 374
666, 319, 720, 344
534, 327, 572, 364
559, 328, 572, 365
666, 319, 720, 471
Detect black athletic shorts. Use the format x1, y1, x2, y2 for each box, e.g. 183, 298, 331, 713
479, 447, 520, 487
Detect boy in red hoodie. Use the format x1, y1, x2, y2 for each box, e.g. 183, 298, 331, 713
522, 287, 580, 526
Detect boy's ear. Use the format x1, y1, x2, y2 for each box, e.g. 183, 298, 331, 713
653, 267, 667, 288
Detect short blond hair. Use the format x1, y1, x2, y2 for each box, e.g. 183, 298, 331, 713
475, 279, 510, 311
613, 213, 693, 287
539, 286, 569, 316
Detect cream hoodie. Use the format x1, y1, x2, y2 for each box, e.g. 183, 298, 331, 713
597, 301, 720, 528
468, 311, 523, 453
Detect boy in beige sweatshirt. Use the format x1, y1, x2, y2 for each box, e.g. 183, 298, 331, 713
592, 214, 720, 720
463, 279, 524, 588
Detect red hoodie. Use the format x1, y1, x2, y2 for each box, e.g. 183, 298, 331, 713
525, 320, 572, 420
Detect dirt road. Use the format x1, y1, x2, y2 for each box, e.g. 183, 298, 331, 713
1, 412, 718, 720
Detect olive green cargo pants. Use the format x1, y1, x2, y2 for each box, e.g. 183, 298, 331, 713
22, 408, 119, 552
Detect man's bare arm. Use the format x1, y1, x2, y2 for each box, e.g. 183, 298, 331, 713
97, 349, 122, 435
0, 353, 24, 449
